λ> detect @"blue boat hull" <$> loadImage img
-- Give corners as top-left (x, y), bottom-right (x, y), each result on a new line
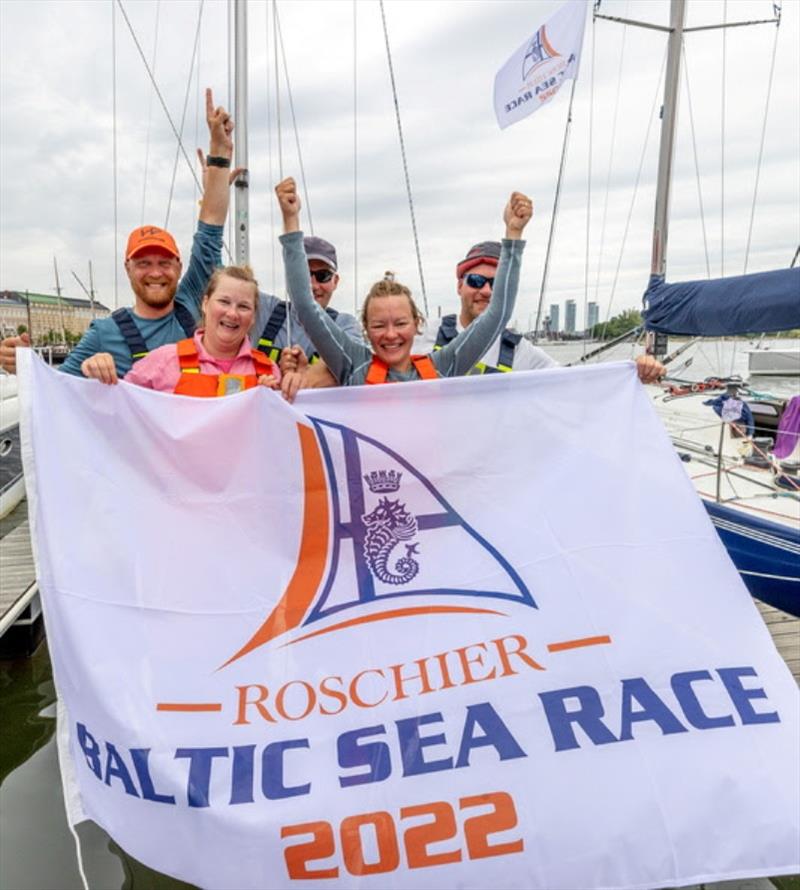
top-left (704, 499), bottom-right (800, 617)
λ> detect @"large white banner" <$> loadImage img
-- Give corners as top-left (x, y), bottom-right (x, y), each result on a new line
top-left (494, 0), bottom-right (587, 129)
top-left (18, 353), bottom-right (800, 889)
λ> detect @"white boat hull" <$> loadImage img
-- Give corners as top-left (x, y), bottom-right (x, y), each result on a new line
top-left (0, 375), bottom-right (24, 520)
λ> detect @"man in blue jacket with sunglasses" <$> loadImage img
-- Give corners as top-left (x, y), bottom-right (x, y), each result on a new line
top-left (417, 241), bottom-right (555, 373)
top-left (417, 240), bottom-right (664, 382)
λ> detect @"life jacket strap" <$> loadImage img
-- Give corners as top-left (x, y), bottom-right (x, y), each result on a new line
top-left (365, 354), bottom-right (438, 384)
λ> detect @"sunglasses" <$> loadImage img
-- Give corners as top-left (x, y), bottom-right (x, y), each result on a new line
top-left (310, 268), bottom-right (335, 284)
top-left (464, 272), bottom-right (494, 290)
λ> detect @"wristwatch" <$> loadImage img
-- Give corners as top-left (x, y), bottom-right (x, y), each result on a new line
top-left (206, 155), bottom-right (231, 168)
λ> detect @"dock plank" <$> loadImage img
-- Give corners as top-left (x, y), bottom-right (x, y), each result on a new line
top-left (0, 518), bottom-right (36, 619)
top-left (756, 600), bottom-right (800, 684)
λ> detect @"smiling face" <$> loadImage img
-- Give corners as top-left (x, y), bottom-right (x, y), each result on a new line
top-left (125, 250), bottom-right (182, 316)
top-left (200, 275), bottom-right (257, 358)
top-left (309, 259), bottom-right (339, 308)
top-left (457, 261), bottom-right (497, 326)
top-left (364, 294), bottom-right (418, 372)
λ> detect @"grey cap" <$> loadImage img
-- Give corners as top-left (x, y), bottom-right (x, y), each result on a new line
top-left (304, 236), bottom-right (337, 271)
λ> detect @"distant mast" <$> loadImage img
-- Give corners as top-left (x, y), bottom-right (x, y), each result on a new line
top-left (233, 0), bottom-right (250, 265)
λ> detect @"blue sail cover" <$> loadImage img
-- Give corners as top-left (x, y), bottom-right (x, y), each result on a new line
top-left (642, 268), bottom-right (800, 335)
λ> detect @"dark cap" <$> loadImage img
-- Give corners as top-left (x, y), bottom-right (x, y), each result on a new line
top-left (304, 236), bottom-right (337, 272)
top-left (456, 240), bottom-right (501, 278)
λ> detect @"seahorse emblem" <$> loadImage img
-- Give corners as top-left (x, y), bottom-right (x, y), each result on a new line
top-left (362, 497), bottom-right (420, 585)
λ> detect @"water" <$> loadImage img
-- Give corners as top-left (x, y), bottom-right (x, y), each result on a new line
top-left (1, 338), bottom-right (797, 889)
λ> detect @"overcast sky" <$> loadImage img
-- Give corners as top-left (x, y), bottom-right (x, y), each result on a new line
top-left (1, 0), bottom-right (798, 329)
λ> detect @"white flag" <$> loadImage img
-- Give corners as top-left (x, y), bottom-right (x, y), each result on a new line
top-left (494, 0), bottom-right (587, 129)
top-left (18, 354), bottom-right (800, 889)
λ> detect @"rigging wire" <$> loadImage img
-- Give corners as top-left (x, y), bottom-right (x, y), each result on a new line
top-left (605, 47), bottom-right (668, 318)
top-left (112, 0), bottom-right (119, 308)
top-left (226, 0), bottom-right (233, 259)
top-left (274, 2), bottom-right (314, 234)
top-left (743, 2), bottom-right (782, 274)
top-left (584, 7), bottom-right (597, 343)
top-left (379, 0), bottom-right (428, 314)
top-left (140, 0), bottom-right (161, 225)
top-left (193, 15), bottom-right (201, 221)
top-left (265, 2), bottom-right (276, 292)
top-left (116, 0), bottom-right (204, 196)
top-left (273, 1), bottom-right (283, 180)
top-left (681, 42), bottom-right (711, 279)
top-left (720, 0), bottom-right (727, 278)
top-left (165, 1), bottom-right (204, 230)
top-left (353, 0), bottom-right (358, 314)
top-left (595, 7), bottom-right (629, 335)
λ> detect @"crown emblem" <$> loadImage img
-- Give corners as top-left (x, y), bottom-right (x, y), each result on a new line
top-left (364, 469), bottom-right (402, 493)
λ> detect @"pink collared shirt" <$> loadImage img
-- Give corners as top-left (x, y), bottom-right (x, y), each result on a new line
top-left (124, 331), bottom-right (279, 393)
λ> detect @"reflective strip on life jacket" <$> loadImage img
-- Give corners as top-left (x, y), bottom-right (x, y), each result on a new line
top-left (365, 354), bottom-right (438, 384)
top-left (112, 304), bottom-right (196, 364)
top-left (259, 301), bottom-right (342, 364)
top-left (173, 338), bottom-right (275, 397)
top-left (433, 314), bottom-right (520, 374)
top-left (256, 301), bottom-right (288, 362)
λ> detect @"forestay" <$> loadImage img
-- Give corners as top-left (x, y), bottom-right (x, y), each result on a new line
top-left (18, 353), bottom-right (800, 890)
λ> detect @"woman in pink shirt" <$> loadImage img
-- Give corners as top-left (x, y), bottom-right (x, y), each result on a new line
top-left (125, 266), bottom-right (281, 397)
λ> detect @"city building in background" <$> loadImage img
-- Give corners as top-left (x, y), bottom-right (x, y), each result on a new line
top-left (565, 299), bottom-right (576, 334)
top-left (549, 303), bottom-right (560, 334)
top-left (587, 301), bottom-right (599, 330)
top-left (0, 290), bottom-right (109, 343)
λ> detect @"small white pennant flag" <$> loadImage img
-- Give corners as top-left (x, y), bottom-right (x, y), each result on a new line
top-left (494, 0), bottom-right (588, 130)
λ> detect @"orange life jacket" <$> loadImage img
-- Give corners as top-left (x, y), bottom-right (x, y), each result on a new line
top-left (365, 354), bottom-right (438, 385)
top-left (173, 338), bottom-right (276, 398)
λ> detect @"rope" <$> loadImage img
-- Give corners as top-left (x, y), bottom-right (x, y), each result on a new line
top-left (353, 0), bottom-right (359, 314)
top-left (594, 4), bottom-right (628, 335)
top-left (274, 3), bottom-right (313, 234)
top-left (743, 3), bottom-right (781, 274)
top-left (112, 0), bottom-right (118, 309)
top-left (682, 42), bottom-right (711, 278)
top-left (140, 0), bottom-right (161, 225)
top-left (379, 0), bottom-right (428, 314)
top-left (605, 47), bottom-right (667, 321)
top-left (68, 820), bottom-right (90, 890)
top-left (165, 1), bottom-right (204, 230)
top-left (116, 0), bottom-right (203, 196)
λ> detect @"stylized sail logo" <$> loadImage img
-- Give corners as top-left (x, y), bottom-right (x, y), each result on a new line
top-left (222, 419), bottom-right (535, 667)
top-left (522, 26), bottom-right (560, 80)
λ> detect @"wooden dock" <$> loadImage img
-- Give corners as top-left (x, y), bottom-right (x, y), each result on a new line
top-left (757, 599), bottom-right (800, 683)
top-left (0, 500), bottom-right (40, 655)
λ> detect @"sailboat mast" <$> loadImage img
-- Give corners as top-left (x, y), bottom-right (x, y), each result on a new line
top-left (651, 0), bottom-right (686, 277)
top-left (233, 0), bottom-right (250, 265)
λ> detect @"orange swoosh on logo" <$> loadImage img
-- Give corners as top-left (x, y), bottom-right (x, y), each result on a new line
top-left (540, 26), bottom-right (560, 60)
top-left (282, 604), bottom-right (507, 647)
top-left (219, 423), bottom-right (330, 669)
top-left (156, 702), bottom-right (222, 712)
top-left (547, 635), bottom-right (611, 653)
